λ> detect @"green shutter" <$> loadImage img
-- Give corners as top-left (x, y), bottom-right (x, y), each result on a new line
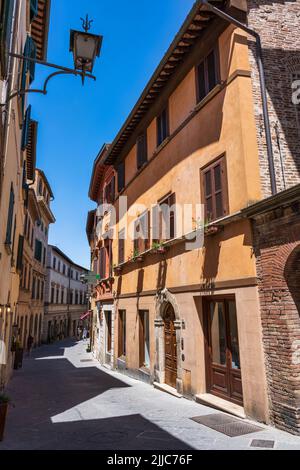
top-left (0, 0), bottom-right (14, 78)
top-left (30, 0), bottom-right (39, 22)
top-left (5, 184), bottom-right (15, 245)
top-left (21, 105), bottom-right (31, 150)
top-left (23, 35), bottom-right (36, 84)
top-left (16, 235), bottom-right (24, 272)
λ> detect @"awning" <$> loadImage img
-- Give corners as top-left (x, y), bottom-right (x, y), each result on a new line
top-left (80, 311), bottom-right (92, 321)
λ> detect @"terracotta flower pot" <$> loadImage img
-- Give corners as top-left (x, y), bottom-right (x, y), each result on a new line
top-left (0, 402), bottom-right (9, 442)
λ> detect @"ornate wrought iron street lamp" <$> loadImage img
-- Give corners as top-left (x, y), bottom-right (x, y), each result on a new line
top-left (0, 15), bottom-right (103, 106)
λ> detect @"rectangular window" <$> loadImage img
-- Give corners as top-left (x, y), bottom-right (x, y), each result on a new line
top-left (0, 0), bottom-right (14, 79)
top-left (51, 286), bottom-right (54, 303)
top-left (99, 246), bottom-right (106, 279)
top-left (137, 131), bottom-right (148, 169)
top-left (37, 279), bottom-right (40, 300)
top-left (104, 176), bottom-right (115, 204)
top-left (118, 229), bottom-right (125, 265)
top-left (106, 312), bottom-right (112, 353)
top-left (75, 291), bottom-right (78, 305)
top-left (5, 184), bottom-right (15, 245)
top-left (139, 310), bottom-right (150, 368)
top-left (201, 156), bottom-right (228, 222)
top-left (34, 239), bottom-right (42, 262)
top-left (58, 260), bottom-right (61, 272)
top-left (153, 193), bottom-right (176, 243)
top-left (117, 161), bottom-right (125, 193)
top-left (61, 289), bottom-right (64, 304)
top-left (53, 257), bottom-right (56, 270)
top-left (32, 277), bottom-right (36, 299)
top-left (196, 48), bottom-right (219, 103)
top-left (134, 211), bottom-right (150, 254)
top-left (157, 106), bottom-right (169, 147)
top-left (16, 235), bottom-right (24, 272)
top-left (56, 288), bottom-right (59, 304)
top-left (118, 310), bottom-right (126, 358)
top-left (41, 282), bottom-right (44, 301)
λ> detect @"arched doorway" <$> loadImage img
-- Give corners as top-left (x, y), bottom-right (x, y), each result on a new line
top-left (154, 289), bottom-right (183, 394)
top-left (164, 304), bottom-right (177, 388)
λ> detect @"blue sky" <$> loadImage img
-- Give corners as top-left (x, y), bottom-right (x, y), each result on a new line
top-left (30, 0), bottom-right (195, 269)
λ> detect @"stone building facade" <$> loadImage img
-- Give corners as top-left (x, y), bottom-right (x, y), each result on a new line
top-left (0, 0), bottom-right (51, 385)
top-left (43, 245), bottom-right (89, 343)
top-left (17, 169), bottom-right (55, 350)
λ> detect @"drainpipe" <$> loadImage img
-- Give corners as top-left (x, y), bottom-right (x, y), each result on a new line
top-left (200, 1), bottom-right (277, 195)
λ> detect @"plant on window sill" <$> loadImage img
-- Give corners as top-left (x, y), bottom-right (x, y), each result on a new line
top-left (151, 241), bottom-right (167, 254)
top-left (131, 249), bottom-right (144, 263)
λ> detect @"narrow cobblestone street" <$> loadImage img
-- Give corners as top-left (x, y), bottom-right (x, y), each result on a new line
top-left (0, 340), bottom-right (299, 450)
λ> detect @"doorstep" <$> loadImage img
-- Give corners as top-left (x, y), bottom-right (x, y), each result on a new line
top-left (154, 382), bottom-right (182, 398)
top-left (195, 393), bottom-right (246, 419)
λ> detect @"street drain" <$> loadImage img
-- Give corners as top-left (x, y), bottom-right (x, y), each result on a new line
top-left (191, 413), bottom-right (263, 437)
top-left (80, 359), bottom-right (93, 362)
top-left (251, 439), bottom-right (275, 449)
top-left (137, 430), bottom-right (176, 441)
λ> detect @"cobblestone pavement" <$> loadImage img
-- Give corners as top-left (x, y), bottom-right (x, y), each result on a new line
top-left (0, 340), bottom-right (299, 450)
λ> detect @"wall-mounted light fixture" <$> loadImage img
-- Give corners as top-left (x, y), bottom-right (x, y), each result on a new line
top-left (0, 15), bottom-right (103, 107)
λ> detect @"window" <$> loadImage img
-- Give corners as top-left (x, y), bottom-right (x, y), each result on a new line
top-left (139, 311), bottom-right (150, 368)
top-left (70, 270), bottom-right (73, 279)
top-left (117, 162), bottom-right (125, 193)
top-left (196, 48), bottom-right (219, 103)
top-left (41, 282), bottom-right (44, 301)
top-left (152, 193), bottom-right (176, 243)
top-left (43, 247), bottom-right (46, 266)
top-left (32, 277), bottom-right (36, 300)
top-left (106, 312), bottom-right (112, 353)
top-left (61, 289), bottom-right (64, 304)
top-left (201, 156), bottom-right (228, 222)
top-left (58, 260), bottom-right (61, 272)
top-left (99, 247), bottom-right (106, 280)
top-left (134, 211), bottom-right (150, 254)
top-left (53, 257), bottom-right (56, 270)
top-left (118, 229), bottom-right (125, 265)
top-left (16, 235), bottom-right (24, 272)
top-left (75, 291), bottom-right (78, 305)
top-left (137, 131), bottom-right (147, 169)
top-left (37, 279), bottom-right (40, 300)
top-left (51, 286), bottom-right (54, 303)
top-left (69, 290), bottom-right (73, 305)
top-left (56, 288), bottom-right (59, 304)
top-left (63, 264), bottom-right (66, 275)
top-left (76, 272), bottom-right (78, 281)
top-left (34, 239), bottom-right (42, 262)
top-left (5, 184), bottom-right (15, 246)
top-left (30, 0), bottom-right (39, 22)
top-left (104, 176), bottom-right (115, 204)
top-left (157, 106), bottom-right (169, 147)
top-left (118, 310), bottom-right (126, 358)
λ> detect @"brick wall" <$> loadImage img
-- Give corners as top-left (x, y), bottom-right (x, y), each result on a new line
top-left (253, 202), bottom-right (300, 434)
top-left (247, 1), bottom-right (300, 197)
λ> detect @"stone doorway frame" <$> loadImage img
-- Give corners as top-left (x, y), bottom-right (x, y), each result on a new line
top-left (154, 288), bottom-right (183, 394)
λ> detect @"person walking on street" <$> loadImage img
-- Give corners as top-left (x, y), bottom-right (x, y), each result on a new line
top-left (82, 328), bottom-right (87, 341)
top-left (27, 334), bottom-right (34, 356)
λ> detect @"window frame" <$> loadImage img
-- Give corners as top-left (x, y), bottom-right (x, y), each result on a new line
top-left (195, 47), bottom-right (220, 104)
top-left (157, 105), bottom-right (169, 147)
top-left (200, 154), bottom-right (229, 223)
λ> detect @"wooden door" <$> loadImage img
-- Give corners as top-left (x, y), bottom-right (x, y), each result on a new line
top-left (164, 305), bottom-right (177, 388)
top-left (204, 298), bottom-right (243, 406)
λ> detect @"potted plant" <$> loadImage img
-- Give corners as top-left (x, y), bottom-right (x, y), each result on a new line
top-left (0, 393), bottom-right (10, 442)
top-left (151, 241), bottom-right (167, 254)
top-left (131, 249), bottom-right (144, 263)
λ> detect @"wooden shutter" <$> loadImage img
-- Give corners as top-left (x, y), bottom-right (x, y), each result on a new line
top-left (197, 61), bottom-right (206, 103)
top-left (21, 105), bottom-right (32, 150)
top-left (5, 184), bottom-right (15, 244)
top-left (118, 229), bottom-right (125, 264)
top-left (137, 132), bottom-right (147, 169)
top-left (16, 235), bottom-right (24, 272)
top-left (201, 156), bottom-right (228, 222)
top-left (207, 49), bottom-right (217, 92)
top-left (168, 193), bottom-right (176, 239)
top-left (28, 36), bottom-right (36, 83)
top-left (117, 162), bottom-right (125, 193)
top-left (0, 0), bottom-right (14, 79)
top-left (152, 205), bottom-right (160, 243)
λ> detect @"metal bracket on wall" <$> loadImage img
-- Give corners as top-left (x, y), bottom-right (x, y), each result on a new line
top-left (0, 53), bottom-right (96, 108)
